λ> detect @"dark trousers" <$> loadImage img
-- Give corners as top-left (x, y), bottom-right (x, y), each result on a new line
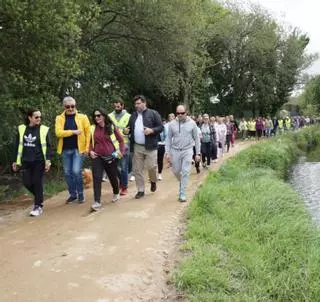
top-left (226, 134), bottom-right (232, 152)
top-left (201, 142), bottom-right (211, 165)
top-left (92, 157), bottom-right (119, 202)
top-left (193, 147), bottom-right (200, 170)
top-left (211, 142), bottom-right (217, 160)
top-left (157, 144), bottom-right (165, 174)
top-left (22, 161), bottom-right (45, 207)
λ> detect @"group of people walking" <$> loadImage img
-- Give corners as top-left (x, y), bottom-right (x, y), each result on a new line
top-left (13, 95), bottom-right (181, 216)
top-left (19, 94), bottom-right (302, 217)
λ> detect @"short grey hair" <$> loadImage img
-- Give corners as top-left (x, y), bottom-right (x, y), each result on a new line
top-left (63, 96), bottom-right (76, 105)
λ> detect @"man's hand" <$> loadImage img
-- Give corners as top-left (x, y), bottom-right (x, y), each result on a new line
top-left (45, 160), bottom-right (51, 172)
top-left (123, 128), bottom-right (130, 135)
top-left (73, 130), bottom-right (82, 135)
top-left (144, 128), bottom-right (154, 136)
top-left (90, 151), bottom-right (98, 159)
top-left (195, 155), bottom-right (201, 162)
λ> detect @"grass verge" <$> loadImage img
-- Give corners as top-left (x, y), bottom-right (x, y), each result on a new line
top-left (173, 126), bottom-right (320, 301)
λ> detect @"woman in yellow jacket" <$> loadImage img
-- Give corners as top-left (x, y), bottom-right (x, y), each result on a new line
top-left (55, 97), bottom-right (90, 203)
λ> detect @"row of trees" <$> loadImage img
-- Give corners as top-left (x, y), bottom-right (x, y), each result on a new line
top-left (0, 0), bottom-right (315, 167)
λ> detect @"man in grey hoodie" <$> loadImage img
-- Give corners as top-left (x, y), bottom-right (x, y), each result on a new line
top-left (166, 105), bottom-right (201, 202)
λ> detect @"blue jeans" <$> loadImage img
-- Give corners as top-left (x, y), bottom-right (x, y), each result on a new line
top-left (62, 149), bottom-right (84, 198)
top-left (118, 144), bottom-right (130, 188)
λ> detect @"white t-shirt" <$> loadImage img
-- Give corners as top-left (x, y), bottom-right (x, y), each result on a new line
top-left (134, 112), bottom-right (145, 145)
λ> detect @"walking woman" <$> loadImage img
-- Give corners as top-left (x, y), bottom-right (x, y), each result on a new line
top-left (225, 116), bottom-right (233, 152)
top-left (12, 109), bottom-right (52, 216)
top-left (200, 114), bottom-right (216, 168)
top-left (216, 117), bottom-right (227, 158)
top-left (89, 108), bottom-right (125, 211)
top-left (256, 117), bottom-right (264, 140)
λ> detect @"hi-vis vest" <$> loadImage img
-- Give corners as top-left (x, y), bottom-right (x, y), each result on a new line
top-left (278, 120), bottom-right (284, 128)
top-left (90, 125), bottom-right (121, 156)
top-left (108, 111), bottom-right (131, 143)
top-left (16, 124), bottom-right (49, 165)
top-left (285, 118), bottom-right (291, 129)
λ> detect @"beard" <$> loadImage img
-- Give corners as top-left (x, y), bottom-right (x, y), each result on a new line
top-left (115, 109), bottom-right (122, 114)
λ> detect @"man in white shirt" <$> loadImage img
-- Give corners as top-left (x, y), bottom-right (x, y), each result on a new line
top-left (125, 95), bottom-right (163, 199)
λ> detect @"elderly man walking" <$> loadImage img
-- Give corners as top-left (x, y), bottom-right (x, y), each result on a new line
top-left (166, 105), bottom-right (200, 202)
top-left (55, 96), bottom-right (90, 203)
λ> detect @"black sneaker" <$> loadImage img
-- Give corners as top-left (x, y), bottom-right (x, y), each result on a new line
top-left (66, 196), bottom-right (77, 204)
top-left (150, 182), bottom-right (157, 192)
top-left (135, 192), bottom-right (145, 199)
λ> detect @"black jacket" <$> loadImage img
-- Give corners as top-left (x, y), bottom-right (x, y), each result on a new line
top-left (129, 108), bottom-right (163, 151)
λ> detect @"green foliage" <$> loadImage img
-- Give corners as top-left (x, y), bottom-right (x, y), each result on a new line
top-left (299, 75), bottom-right (320, 116)
top-left (0, 0), bottom-right (314, 167)
top-left (173, 126), bottom-right (320, 301)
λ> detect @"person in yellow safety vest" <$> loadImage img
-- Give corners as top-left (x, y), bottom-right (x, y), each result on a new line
top-left (278, 118), bottom-right (284, 134)
top-left (55, 96), bottom-right (90, 204)
top-left (285, 116), bottom-right (291, 132)
top-left (89, 108), bottom-right (125, 211)
top-left (12, 109), bottom-right (52, 217)
top-left (248, 118), bottom-right (256, 139)
top-left (108, 98), bottom-right (131, 196)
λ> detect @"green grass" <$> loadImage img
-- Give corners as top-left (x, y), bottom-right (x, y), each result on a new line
top-left (173, 126), bottom-right (320, 301)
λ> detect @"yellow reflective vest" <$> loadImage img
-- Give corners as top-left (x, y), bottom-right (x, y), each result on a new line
top-left (16, 124), bottom-right (49, 165)
top-left (278, 120), bottom-right (283, 129)
top-left (285, 118), bottom-right (291, 129)
top-left (108, 111), bottom-right (131, 143)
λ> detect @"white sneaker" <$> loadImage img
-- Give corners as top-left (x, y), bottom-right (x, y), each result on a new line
top-left (112, 194), bottom-right (120, 203)
top-left (129, 175), bottom-right (135, 182)
top-left (158, 174), bottom-right (163, 181)
top-left (91, 202), bottom-right (101, 211)
top-left (30, 205), bottom-right (43, 217)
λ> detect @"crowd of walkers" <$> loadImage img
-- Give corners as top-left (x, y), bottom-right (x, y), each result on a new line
top-left (12, 95), bottom-right (315, 216)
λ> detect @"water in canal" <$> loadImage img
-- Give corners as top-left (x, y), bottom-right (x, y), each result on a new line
top-left (289, 151), bottom-right (320, 223)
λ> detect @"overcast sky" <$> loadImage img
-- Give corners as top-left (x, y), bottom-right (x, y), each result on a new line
top-left (248, 0), bottom-right (320, 75)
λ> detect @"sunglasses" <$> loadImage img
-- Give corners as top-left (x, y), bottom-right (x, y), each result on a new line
top-left (34, 116), bottom-right (41, 119)
top-left (65, 105), bottom-right (75, 109)
top-left (94, 114), bottom-right (102, 118)
top-left (176, 112), bottom-right (186, 115)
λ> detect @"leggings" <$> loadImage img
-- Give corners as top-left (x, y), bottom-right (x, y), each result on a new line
top-left (21, 161), bottom-right (45, 207)
top-left (157, 144), bottom-right (165, 174)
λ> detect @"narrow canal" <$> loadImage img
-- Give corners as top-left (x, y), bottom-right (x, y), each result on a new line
top-left (289, 154), bottom-right (320, 223)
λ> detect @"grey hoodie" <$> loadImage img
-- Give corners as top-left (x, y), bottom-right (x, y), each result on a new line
top-left (166, 117), bottom-right (200, 154)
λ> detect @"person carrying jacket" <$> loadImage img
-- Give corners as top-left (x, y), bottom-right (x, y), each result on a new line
top-left (12, 109), bottom-right (52, 217)
top-left (124, 95), bottom-right (163, 199)
top-left (55, 96), bottom-right (90, 204)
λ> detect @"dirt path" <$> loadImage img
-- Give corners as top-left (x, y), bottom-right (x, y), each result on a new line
top-left (0, 142), bottom-right (252, 302)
